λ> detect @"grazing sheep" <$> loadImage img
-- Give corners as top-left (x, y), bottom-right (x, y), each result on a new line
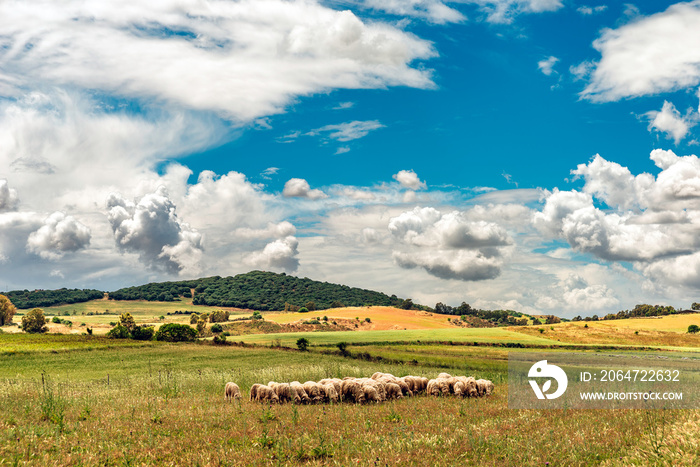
top-left (224, 382), bottom-right (241, 402)
top-left (476, 379), bottom-right (494, 396)
top-left (250, 383), bottom-right (262, 401)
top-left (303, 381), bottom-right (323, 403)
top-left (426, 379), bottom-right (441, 397)
top-left (395, 379), bottom-right (413, 397)
top-left (363, 384), bottom-right (381, 403)
top-left (341, 380), bottom-right (365, 403)
top-left (385, 382), bottom-right (403, 400)
top-left (437, 378), bottom-right (450, 395)
top-left (437, 372), bottom-right (452, 379)
top-left (273, 383), bottom-right (298, 404)
top-left (418, 377), bottom-right (429, 393)
top-left (453, 381), bottom-right (466, 397)
top-left (461, 377), bottom-right (478, 398)
top-left (290, 381), bottom-right (311, 404)
top-left (256, 385), bottom-right (280, 404)
top-left (322, 383), bottom-right (339, 403)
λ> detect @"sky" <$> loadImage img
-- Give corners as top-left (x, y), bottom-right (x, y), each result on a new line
top-left (2, 0), bottom-right (700, 317)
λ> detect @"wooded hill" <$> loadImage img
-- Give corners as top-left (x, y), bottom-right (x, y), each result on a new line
top-left (109, 271), bottom-right (405, 311)
top-left (4, 288), bottom-right (104, 309)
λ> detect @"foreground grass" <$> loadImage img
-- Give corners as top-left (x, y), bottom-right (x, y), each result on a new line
top-left (1, 334), bottom-right (698, 466)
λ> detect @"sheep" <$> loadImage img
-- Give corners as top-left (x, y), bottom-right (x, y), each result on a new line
top-left (303, 381), bottom-right (324, 403)
top-left (453, 381), bottom-right (466, 397)
top-left (255, 385), bottom-right (280, 404)
top-left (437, 372), bottom-right (452, 379)
top-left (476, 379), bottom-right (494, 396)
top-left (273, 383), bottom-right (299, 404)
top-left (385, 382), bottom-right (403, 400)
top-left (460, 376), bottom-right (478, 398)
top-left (418, 377), bottom-right (429, 393)
top-left (341, 380), bottom-right (365, 403)
top-left (362, 384), bottom-right (381, 403)
top-left (322, 383), bottom-right (339, 403)
top-left (224, 382), bottom-right (241, 402)
top-left (250, 383), bottom-right (262, 401)
top-left (395, 379), bottom-right (413, 397)
top-left (290, 381), bottom-right (311, 404)
top-left (426, 379), bottom-right (441, 397)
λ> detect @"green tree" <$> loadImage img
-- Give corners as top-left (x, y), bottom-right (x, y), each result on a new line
top-left (305, 301), bottom-right (317, 311)
top-left (0, 294), bottom-right (17, 326)
top-left (190, 313), bottom-right (199, 324)
top-left (688, 324), bottom-right (700, 334)
top-left (196, 318), bottom-right (207, 334)
top-left (296, 337), bottom-right (309, 351)
top-left (21, 308), bottom-right (48, 333)
top-left (692, 303), bottom-right (700, 311)
top-left (210, 323), bottom-right (223, 333)
top-left (154, 323), bottom-right (197, 342)
top-left (298, 307), bottom-right (309, 313)
top-left (131, 325), bottom-right (155, 340)
top-left (119, 313), bottom-right (136, 331)
top-left (106, 324), bottom-right (130, 339)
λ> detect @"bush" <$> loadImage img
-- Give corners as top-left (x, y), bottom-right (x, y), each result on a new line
top-left (251, 311), bottom-right (263, 320)
top-left (688, 324), bottom-right (700, 334)
top-left (298, 307), bottom-right (309, 313)
top-left (21, 308), bottom-right (48, 333)
top-left (364, 317), bottom-right (371, 323)
top-left (52, 316), bottom-right (62, 324)
top-left (155, 323), bottom-right (197, 342)
top-left (190, 314), bottom-right (199, 324)
top-left (211, 323), bottom-right (223, 333)
top-left (131, 325), bottom-right (155, 340)
top-left (209, 310), bottom-right (229, 323)
top-left (0, 294), bottom-right (17, 326)
top-left (213, 334), bottom-right (227, 345)
top-left (296, 337), bottom-right (309, 351)
top-left (106, 324), bottom-right (131, 339)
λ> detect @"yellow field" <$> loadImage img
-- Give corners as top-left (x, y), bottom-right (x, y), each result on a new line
top-left (511, 313), bottom-right (700, 348)
top-left (7, 299), bottom-right (251, 335)
top-left (264, 306), bottom-right (455, 330)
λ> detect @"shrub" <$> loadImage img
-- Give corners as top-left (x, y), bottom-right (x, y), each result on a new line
top-left (21, 308), bottom-right (48, 333)
top-left (689, 324), bottom-right (700, 334)
top-left (106, 324), bottom-right (131, 339)
top-left (296, 337), bottom-right (309, 351)
top-left (52, 316), bottom-right (62, 324)
top-left (190, 314), bottom-right (199, 325)
top-left (211, 323), bottom-right (223, 333)
top-left (337, 342), bottom-right (349, 357)
top-left (251, 311), bottom-right (263, 320)
top-left (213, 334), bottom-right (227, 345)
top-left (131, 325), bottom-right (155, 340)
top-left (209, 310), bottom-right (229, 323)
top-left (298, 307), bottom-right (309, 313)
top-left (0, 294), bottom-right (17, 326)
top-left (119, 313), bottom-right (136, 331)
top-left (155, 323), bottom-right (197, 342)
top-left (364, 317), bottom-right (371, 323)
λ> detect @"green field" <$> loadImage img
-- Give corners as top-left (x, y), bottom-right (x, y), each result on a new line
top-left (0, 330), bottom-right (698, 466)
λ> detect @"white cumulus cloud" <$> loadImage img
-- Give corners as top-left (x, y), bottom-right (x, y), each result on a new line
top-left (537, 56), bottom-right (559, 76)
top-left (282, 178), bottom-right (328, 199)
top-left (643, 101), bottom-right (698, 144)
top-left (244, 236), bottom-right (300, 272)
top-left (106, 187), bottom-right (203, 274)
top-left (26, 212), bottom-right (91, 260)
top-left (583, 1), bottom-right (700, 102)
top-left (393, 170), bottom-right (427, 190)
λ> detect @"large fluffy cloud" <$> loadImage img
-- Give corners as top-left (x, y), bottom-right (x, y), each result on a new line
top-left (106, 187), bottom-right (203, 275)
top-left (388, 207), bottom-right (511, 280)
top-left (283, 178), bottom-right (328, 199)
top-left (26, 212), bottom-right (91, 260)
top-left (582, 1), bottom-right (700, 102)
top-left (535, 149), bottom-right (700, 286)
top-left (244, 236), bottom-right (300, 272)
top-left (0, 0), bottom-right (436, 121)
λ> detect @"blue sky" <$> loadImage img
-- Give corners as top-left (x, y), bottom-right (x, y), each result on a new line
top-left (2, 1), bottom-right (700, 317)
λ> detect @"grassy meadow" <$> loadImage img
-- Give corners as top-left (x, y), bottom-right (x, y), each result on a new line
top-left (1, 302), bottom-right (699, 465)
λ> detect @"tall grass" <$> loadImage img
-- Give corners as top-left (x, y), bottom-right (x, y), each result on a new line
top-left (0, 336), bottom-right (697, 465)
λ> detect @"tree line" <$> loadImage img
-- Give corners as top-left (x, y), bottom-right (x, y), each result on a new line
top-left (2, 288), bottom-right (104, 309)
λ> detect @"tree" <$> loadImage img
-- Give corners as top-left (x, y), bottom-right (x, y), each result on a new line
top-left (298, 307), bottom-right (309, 313)
top-left (131, 325), bottom-right (155, 340)
top-left (689, 325), bottom-right (700, 334)
top-left (0, 294), bottom-right (17, 326)
top-left (692, 303), bottom-right (700, 311)
top-left (305, 301), bottom-right (317, 311)
top-left (21, 308), bottom-right (48, 333)
top-left (296, 337), bottom-right (309, 351)
top-left (119, 313), bottom-right (136, 331)
top-left (154, 323), bottom-right (197, 342)
top-left (337, 342), bottom-right (349, 357)
top-left (210, 323), bottom-right (223, 333)
top-left (106, 324), bottom-right (131, 339)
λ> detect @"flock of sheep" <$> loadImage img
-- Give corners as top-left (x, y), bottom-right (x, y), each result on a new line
top-left (224, 372), bottom-right (494, 404)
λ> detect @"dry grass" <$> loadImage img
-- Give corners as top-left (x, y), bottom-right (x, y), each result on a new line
top-left (510, 320), bottom-right (700, 348)
top-left (265, 306), bottom-right (455, 330)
